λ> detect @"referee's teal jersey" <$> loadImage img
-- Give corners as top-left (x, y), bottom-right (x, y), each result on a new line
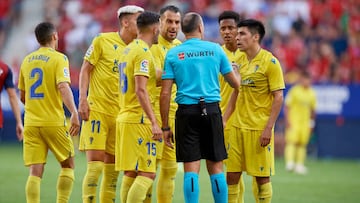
top-left (162, 38), bottom-right (232, 105)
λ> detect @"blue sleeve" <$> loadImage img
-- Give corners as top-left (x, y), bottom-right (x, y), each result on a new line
top-left (162, 51), bottom-right (175, 80)
top-left (4, 67), bottom-right (15, 89)
top-left (218, 45), bottom-right (232, 75)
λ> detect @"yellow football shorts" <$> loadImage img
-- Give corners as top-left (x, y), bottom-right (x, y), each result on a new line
top-left (115, 121), bottom-right (157, 173)
top-left (23, 126), bottom-right (74, 166)
top-left (156, 115), bottom-right (176, 161)
top-left (285, 124), bottom-right (311, 145)
top-left (79, 110), bottom-right (117, 155)
top-left (227, 128), bottom-right (275, 177)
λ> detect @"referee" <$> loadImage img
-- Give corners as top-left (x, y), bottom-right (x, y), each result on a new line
top-left (160, 12), bottom-right (240, 203)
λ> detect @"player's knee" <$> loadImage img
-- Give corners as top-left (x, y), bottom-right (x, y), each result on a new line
top-left (138, 171), bottom-right (156, 180)
top-left (60, 157), bottom-right (75, 169)
top-left (29, 164), bottom-right (45, 178)
top-left (255, 176), bottom-right (270, 185)
top-left (226, 172), bottom-right (241, 185)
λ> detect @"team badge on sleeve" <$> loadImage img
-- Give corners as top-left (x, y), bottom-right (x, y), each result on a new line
top-left (85, 44), bottom-right (94, 57)
top-left (64, 68), bottom-right (70, 77)
top-left (140, 60), bottom-right (149, 73)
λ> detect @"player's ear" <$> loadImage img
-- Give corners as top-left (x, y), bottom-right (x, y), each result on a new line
top-left (53, 32), bottom-right (58, 41)
top-left (253, 33), bottom-right (260, 43)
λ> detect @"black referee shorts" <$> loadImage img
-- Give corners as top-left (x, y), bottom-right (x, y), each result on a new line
top-left (175, 102), bottom-right (227, 162)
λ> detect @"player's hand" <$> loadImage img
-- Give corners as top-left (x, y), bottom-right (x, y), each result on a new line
top-left (78, 98), bottom-right (90, 121)
top-left (260, 127), bottom-right (272, 147)
top-left (69, 111), bottom-right (80, 136)
top-left (164, 130), bottom-right (174, 149)
top-left (16, 122), bottom-right (23, 141)
top-left (151, 123), bottom-right (163, 141)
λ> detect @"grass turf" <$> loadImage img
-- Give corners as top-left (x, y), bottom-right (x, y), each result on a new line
top-left (0, 142), bottom-right (359, 203)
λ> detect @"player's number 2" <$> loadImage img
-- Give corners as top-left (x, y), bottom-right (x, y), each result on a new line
top-left (30, 68), bottom-right (44, 99)
top-left (119, 62), bottom-right (128, 93)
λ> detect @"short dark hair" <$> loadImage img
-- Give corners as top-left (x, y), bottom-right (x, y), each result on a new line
top-left (218, 11), bottom-right (240, 24)
top-left (237, 19), bottom-right (266, 43)
top-left (181, 13), bottom-right (201, 34)
top-left (160, 5), bottom-right (180, 16)
top-left (35, 22), bottom-right (56, 46)
top-left (137, 11), bottom-right (160, 31)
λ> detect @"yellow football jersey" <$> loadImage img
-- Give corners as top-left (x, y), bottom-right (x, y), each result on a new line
top-left (18, 47), bottom-right (71, 126)
top-left (117, 39), bottom-right (157, 124)
top-left (285, 85), bottom-right (316, 125)
top-left (233, 49), bottom-right (285, 130)
top-left (219, 45), bottom-right (244, 114)
top-left (84, 32), bottom-right (127, 115)
top-left (150, 35), bottom-right (181, 119)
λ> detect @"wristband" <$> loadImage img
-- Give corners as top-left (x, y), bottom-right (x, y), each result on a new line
top-left (161, 127), bottom-right (171, 131)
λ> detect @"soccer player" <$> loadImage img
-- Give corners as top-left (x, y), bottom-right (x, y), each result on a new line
top-left (160, 12), bottom-right (240, 203)
top-left (78, 5), bottom-right (143, 203)
top-left (284, 71), bottom-right (316, 174)
top-left (226, 19), bottom-right (285, 203)
top-left (18, 22), bottom-right (80, 203)
top-left (217, 11), bottom-right (246, 203)
top-left (150, 5), bottom-right (181, 203)
top-left (0, 60), bottom-right (23, 141)
top-left (116, 11), bottom-right (162, 203)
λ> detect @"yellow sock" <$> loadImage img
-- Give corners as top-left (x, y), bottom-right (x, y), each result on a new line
top-left (26, 175), bottom-right (41, 203)
top-left (252, 177), bottom-right (259, 203)
top-left (127, 176), bottom-right (154, 203)
top-left (82, 161), bottom-right (104, 203)
top-left (258, 182), bottom-right (272, 203)
top-left (228, 184), bottom-right (239, 203)
top-left (120, 175), bottom-right (135, 203)
top-left (285, 143), bottom-right (296, 164)
top-left (56, 168), bottom-right (75, 203)
top-left (238, 176), bottom-right (245, 203)
top-left (143, 184), bottom-right (152, 203)
top-left (157, 159), bottom-right (178, 203)
top-left (296, 145), bottom-right (307, 165)
top-left (100, 164), bottom-right (119, 203)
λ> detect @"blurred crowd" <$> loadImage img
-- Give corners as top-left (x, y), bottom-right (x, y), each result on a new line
top-left (3, 0), bottom-right (360, 85)
top-left (0, 0), bottom-right (23, 50)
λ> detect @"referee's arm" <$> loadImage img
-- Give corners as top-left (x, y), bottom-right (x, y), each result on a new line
top-left (160, 79), bottom-right (174, 148)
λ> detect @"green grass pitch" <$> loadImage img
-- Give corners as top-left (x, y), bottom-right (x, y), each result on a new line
top-left (0, 142), bottom-right (359, 203)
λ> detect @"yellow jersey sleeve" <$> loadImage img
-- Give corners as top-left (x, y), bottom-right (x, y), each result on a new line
top-left (56, 55), bottom-right (71, 84)
top-left (266, 57), bottom-right (285, 92)
top-left (84, 34), bottom-right (102, 65)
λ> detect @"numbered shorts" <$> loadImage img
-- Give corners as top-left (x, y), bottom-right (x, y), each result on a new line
top-left (156, 115), bottom-right (176, 161)
top-left (23, 126), bottom-right (74, 166)
top-left (115, 122), bottom-right (157, 173)
top-left (227, 128), bottom-right (275, 177)
top-left (285, 125), bottom-right (311, 145)
top-left (79, 111), bottom-right (117, 155)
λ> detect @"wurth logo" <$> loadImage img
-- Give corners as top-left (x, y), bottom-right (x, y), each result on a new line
top-left (178, 52), bottom-right (185, 60)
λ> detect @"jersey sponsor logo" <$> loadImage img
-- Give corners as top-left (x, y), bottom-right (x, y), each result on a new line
top-left (140, 60), bottom-right (149, 73)
top-left (242, 78), bottom-right (255, 86)
top-left (85, 44), bottom-right (94, 57)
top-left (178, 52), bottom-right (185, 60)
top-left (186, 50), bottom-right (215, 58)
top-left (63, 68), bottom-right (70, 77)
